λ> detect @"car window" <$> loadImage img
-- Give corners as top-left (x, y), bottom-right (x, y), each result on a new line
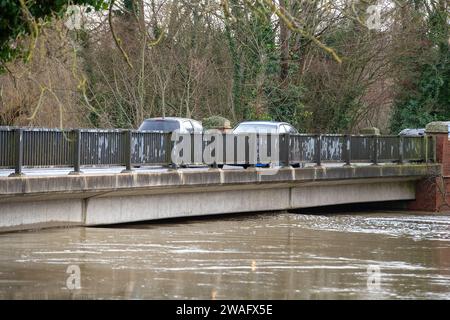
top-left (279, 125), bottom-right (288, 134)
top-left (183, 121), bottom-right (194, 133)
top-left (285, 125), bottom-right (298, 134)
top-left (233, 123), bottom-right (278, 133)
top-left (190, 120), bottom-right (203, 133)
top-left (139, 120), bottom-right (180, 132)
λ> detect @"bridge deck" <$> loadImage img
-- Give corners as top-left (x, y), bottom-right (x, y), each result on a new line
top-left (0, 163), bottom-right (440, 232)
top-left (0, 163), bottom-right (438, 199)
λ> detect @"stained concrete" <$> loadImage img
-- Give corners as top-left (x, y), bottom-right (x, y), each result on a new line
top-left (426, 121), bottom-right (450, 133)
top-left (0, 164), bottom-right (440, 232)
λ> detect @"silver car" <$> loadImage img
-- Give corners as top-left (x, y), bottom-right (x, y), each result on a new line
top-left (399, 128), bottom-right (425, 136)
top-left (232, 121), bottom-right (299, 168)
top-left (138, 117), bottom-right (203, 168)
top-left (138, 117), bottom-right (203, 133)
top-left (233, 121), bottom-right (299, 134)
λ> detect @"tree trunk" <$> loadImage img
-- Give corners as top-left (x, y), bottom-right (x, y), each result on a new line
top-left (279, 0), bottom-right (290, 83)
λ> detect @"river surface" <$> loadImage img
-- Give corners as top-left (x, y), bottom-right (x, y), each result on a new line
top-left (0, 211), bottom-right (450, 299)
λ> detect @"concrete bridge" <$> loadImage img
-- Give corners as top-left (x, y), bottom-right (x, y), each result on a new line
top-left (0, 121), bottom-right (449, 232)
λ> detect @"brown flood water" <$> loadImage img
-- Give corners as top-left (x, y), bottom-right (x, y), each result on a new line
top-left (0, 211), bottom-right (450, 299)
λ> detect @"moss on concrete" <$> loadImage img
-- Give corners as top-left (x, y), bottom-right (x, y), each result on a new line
top-left (425, 121), bottom-right (450, 133)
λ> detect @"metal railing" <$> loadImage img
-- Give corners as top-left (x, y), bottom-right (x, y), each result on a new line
top-left (0, 127), bottom-right (436, 176)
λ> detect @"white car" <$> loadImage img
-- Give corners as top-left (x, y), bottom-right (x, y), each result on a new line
top-left (399, 128), bottom-right (425, 136)
top-left (138, 117), bottom-right (203, 168)
top-left (232, 121), bottom-right (300, 168)
top-left (233, 121), bottom-right (299, 134)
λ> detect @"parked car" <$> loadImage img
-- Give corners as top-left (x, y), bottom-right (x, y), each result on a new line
top-left (138, 117), bottom-right (203, 168)
top-left (138, 117), bottom-right (203, 133)
top-left (232, 121), bottom-right (300, 168)
top-left (233, 121), bottom-right (299, 134)
top-left (399, 128), bottom-right (425, 136)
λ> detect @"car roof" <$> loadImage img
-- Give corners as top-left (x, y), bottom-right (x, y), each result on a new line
top-left (143, 117), bottom-right (201, 123)
top-left (400, 128), bottom-right (425, 131)
top-left (399, 128), bottom-right (425, 135)
top-left (236, 121), bottom-right (290, 126)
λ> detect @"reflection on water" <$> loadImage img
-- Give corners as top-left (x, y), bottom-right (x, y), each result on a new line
top-left (0, 211), bottom-right (450, 299)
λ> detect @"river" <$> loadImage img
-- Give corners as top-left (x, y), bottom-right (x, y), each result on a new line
top-left (0, 211), bottom-right (449, 299)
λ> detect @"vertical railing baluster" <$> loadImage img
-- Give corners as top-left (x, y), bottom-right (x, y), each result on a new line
top-left (280, 133), bottom-right (290, 167)
top-left (121, 129), bottom-right (133, 173)
top-left (190, 133), bottom-right (195, 165)
top-left (398, 136), bottom-right (404, 165)
top-left (245, 135), bottom-right (250, 167)
top-left (221, 133), bottom-right (226, 167)
top-left (372, 135), bottom-right (379, 165)
top-left (9, 128), bottom-right (24, 177)
top-left (164, 132), bottom-right (175, 169)
top-left (344, 134), bottom-right (351, 166)
top-left (69, 129), bottom-right (83, 175)
top-left (421, 135), bottom-right (427, 163)
top-left (315, 134), bottom-right (322, 167)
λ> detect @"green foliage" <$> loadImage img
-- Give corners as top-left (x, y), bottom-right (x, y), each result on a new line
top-left (223, 0), bottom-right (312, 132)
top-left (301, 20), bottom-right (370, 133)
top-left (225, 0), bottom-right (279, 121)
top-left (202, 116), bottom-right (231, 130)
top-left (390, 6), bottom-right (450, 133)
top-left (266, 83), bottom-right (309, 131)
top-left (0, 0), bottom-right (108, 72)
top-left (1, 1), bottom-right (448, 135)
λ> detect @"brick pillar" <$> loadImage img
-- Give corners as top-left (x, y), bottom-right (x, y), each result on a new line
top-left (408, 121), bottom-right (450, 212)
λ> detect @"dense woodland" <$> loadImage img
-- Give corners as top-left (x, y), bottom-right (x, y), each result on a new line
top-left (0, 0), bottom-right (449, 134)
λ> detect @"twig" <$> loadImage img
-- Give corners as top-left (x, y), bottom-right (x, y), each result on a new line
top-left (262, 0), bottom-right (342, 64)
top-left (108, 0), bottom-right (134, 69)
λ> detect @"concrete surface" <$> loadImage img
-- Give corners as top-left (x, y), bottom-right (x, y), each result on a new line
top-left (0, 164), bottom-right (440, 232)
top-left (426, 121), bottom-right (450, 133)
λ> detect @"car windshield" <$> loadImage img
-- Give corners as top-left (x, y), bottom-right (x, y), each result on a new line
top-left (233, 123), bottom-right (278, 133)
top-left (139, 120), bottom-right (180, 132)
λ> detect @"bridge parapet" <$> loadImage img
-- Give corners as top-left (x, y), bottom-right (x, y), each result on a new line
top-left (0, 127), bottom-right (435, 176)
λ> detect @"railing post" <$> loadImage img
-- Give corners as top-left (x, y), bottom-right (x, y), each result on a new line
top-left (280, 133), bottom-right (290, 167)
top-left (69, 129), bottom-right (83, 175)
top-left (398, 136), bottom-right (404, 164)
top-left (190, 133), bottom-right (195, 165)
top-left (222, 133), bottom-right (227, 166)
top-left (163, 132), bottom-right (176, 169)
top-left (344, 134), bottom-right (351, 166)
top-left (9, 128), bottom-right (24, 177)
top-left (121, 129), bottom-right (133, 173)
top-left (421, 135), bottom-right (427, 163)
top-left (315, 134), bottom-right (322, 167)
top-left (372, 135), bottom-right (379, 165)
top-left (245, 134), bottom-right (250, 167)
